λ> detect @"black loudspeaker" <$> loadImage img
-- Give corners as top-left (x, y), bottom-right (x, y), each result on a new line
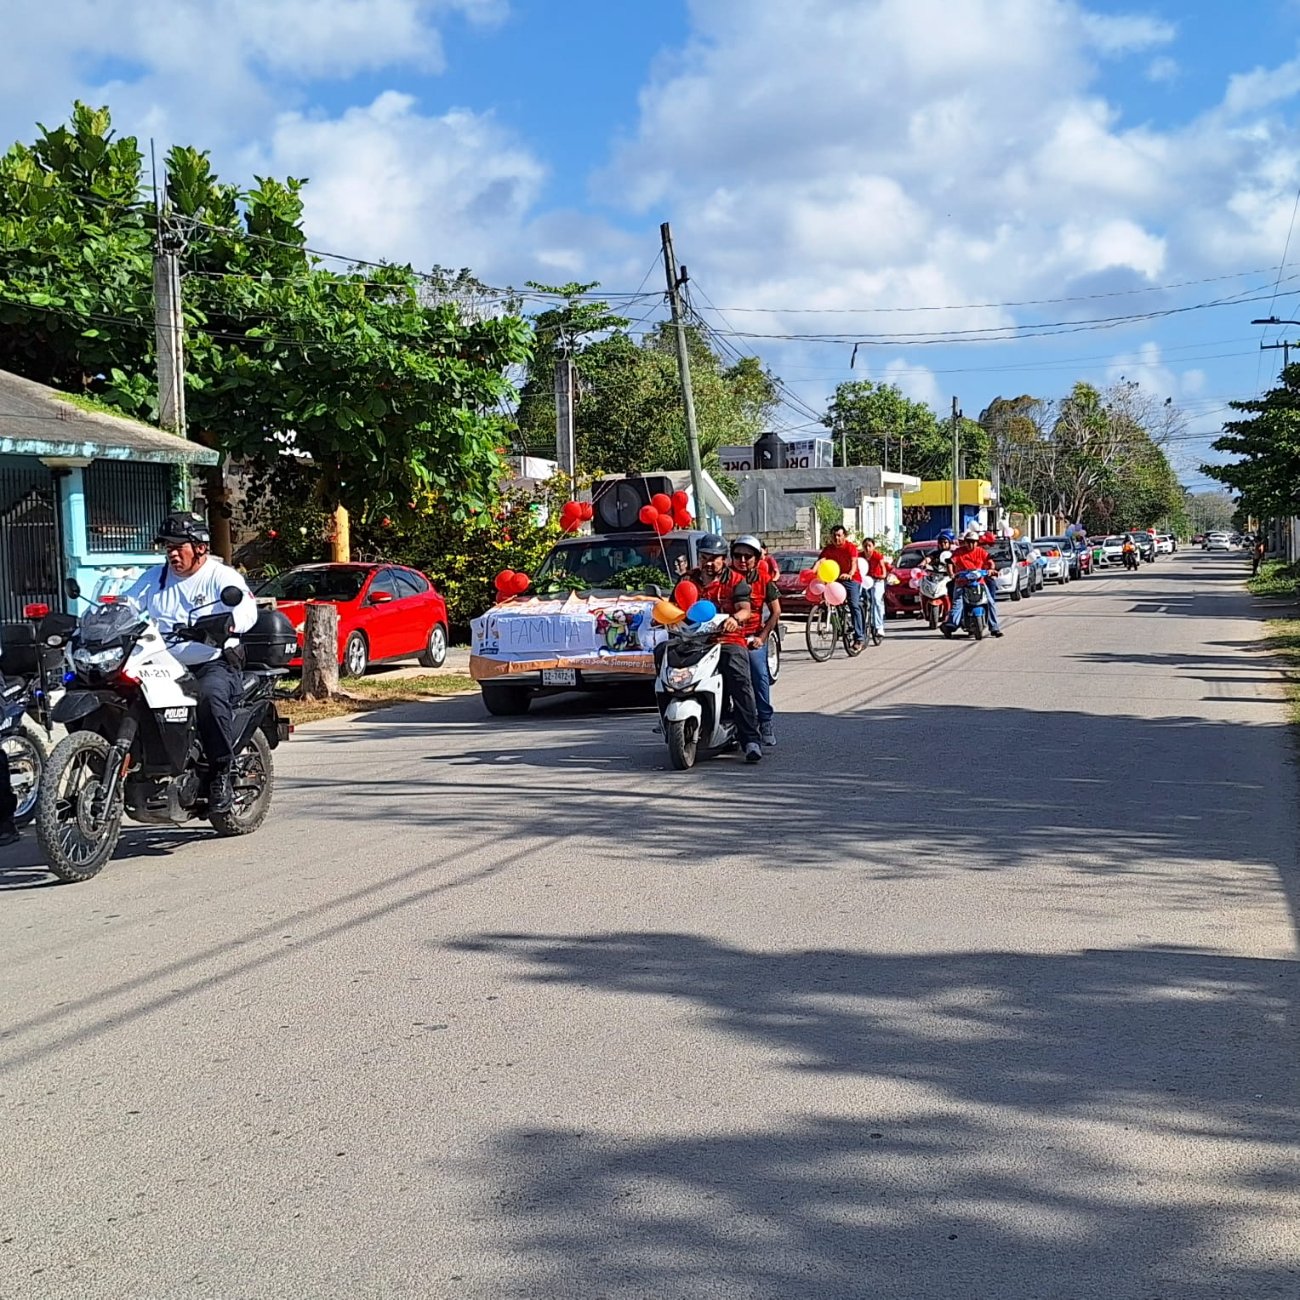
top-left (592, 474), bottom-right (675, 534)
top-left (753, 431), bottom-right (786, 469)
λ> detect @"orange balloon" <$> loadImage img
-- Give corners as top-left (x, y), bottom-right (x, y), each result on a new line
top-left (653, 600), bottom-right (687, 625)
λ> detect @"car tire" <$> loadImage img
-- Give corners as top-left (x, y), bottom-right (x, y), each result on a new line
top-left (418, 622), bottom-right (449, 669)
top-left (481, 683), bottom-right (531, 716)
top-left (1010, 581), bottom-right (1022, 602)
top-left (341, 631), bottom-right (369, 678)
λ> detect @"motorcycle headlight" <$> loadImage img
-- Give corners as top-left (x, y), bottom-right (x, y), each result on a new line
top-left (666, 666), bottom-right (694, 689)
top-left (72, 645), bottom-right (126, 675)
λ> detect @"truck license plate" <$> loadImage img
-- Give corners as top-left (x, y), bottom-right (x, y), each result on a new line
top-left (542, 669), bottom-right (576, 686)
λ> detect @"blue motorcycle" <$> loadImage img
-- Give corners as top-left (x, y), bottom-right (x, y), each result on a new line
top-left (942, 568), bottom-right (992, 642)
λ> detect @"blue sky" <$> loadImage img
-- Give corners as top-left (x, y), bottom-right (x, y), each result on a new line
top-left (6, 0), bottom-right (1300, 491)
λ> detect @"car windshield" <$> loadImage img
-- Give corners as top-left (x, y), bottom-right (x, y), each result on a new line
top-left (896, 549), bottom-right (932, 568)
top-left (776, 553), bottom-right (817, 575)
top-left (1105, 536), bottom-right (1125, 546)
top-left (257, 568), bottom-right (368, 602)
top-left (534, 538), bottom-right (691, 594)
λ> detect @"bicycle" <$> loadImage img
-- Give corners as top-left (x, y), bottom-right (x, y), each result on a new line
top-left (804, 600), bottom-right (865, 661)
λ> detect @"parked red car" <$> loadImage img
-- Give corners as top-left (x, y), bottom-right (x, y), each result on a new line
top-left (255, 563), bottom-right (450, 677)
top-left (772, 550), bottom-right (820, 617)
top-left (885, 540), bottom-right (940, 618)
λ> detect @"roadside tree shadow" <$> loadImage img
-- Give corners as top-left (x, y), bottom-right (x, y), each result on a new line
top-left (445, 933), bottom-right (1300, 1300)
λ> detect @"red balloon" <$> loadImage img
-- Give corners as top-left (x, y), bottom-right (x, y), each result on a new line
top-left (494, 569), bottom-right (515, 593)
top-left (651, 492), bottom-right (672, 513)
top-left (673, 580), bottom-right (699, 609)
top-left (673, 507), bottom-right (693, 528)
top-left (560, 500), bottom-right (581, 521)
top-left (798, 568), bottom-right (816, 584)
top-left (638, 504), bottom-right (658, 526)
top-left (653, 513), bottom-right (673, 535)
top-left (579, 501), bottom-right (593, 520)
top-left (671, 489), bottom-right (689, 510)
top-left (511, 571), bottom-right (531, 594)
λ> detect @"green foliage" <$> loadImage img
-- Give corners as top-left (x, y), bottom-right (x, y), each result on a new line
top-left (0, 102), bottom-right (534, 522)
top-left (1248, 560), bottom-right (1300, 600)
top-left (824, 380), bottom-right (988, 479)
top-left (814, 494), bottom-right (844, 536)
top-left (514, 291), bottom-right (778, 475)
top-left (1205, 365), bottom-right (1300, 521)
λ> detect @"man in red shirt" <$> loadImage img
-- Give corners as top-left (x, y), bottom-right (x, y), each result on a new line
top-left (943, 528), bottom-right (1003, 637)
top-left (818, 525), bottom-right (863, 647)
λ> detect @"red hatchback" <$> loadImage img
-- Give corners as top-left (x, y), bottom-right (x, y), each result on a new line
top-left (772, 550), bottom-right (820, 617)
top-left (255, 563), bottom-right (450, 677)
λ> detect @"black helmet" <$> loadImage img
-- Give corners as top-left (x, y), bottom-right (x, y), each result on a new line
top-left (697, 533), bottom-right (728, 557)
top-left (156, 511), bottom-right (210, 546)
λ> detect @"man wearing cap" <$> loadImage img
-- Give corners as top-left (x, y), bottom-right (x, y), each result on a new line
top-left (730, 535), bottom-right (782, 747)
top-left (944, 528), bottom-right (1003, 638)
top-left (122, 512), bottom-right (259, 812)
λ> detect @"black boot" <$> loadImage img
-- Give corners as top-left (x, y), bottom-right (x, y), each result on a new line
top-left (208, 768), bottom-right (234, 815)
top-left (0, 820), bottom-right (19, 847)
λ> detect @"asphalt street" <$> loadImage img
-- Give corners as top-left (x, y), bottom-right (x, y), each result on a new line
top-left (1, 552), bottom-right (1297, 1300)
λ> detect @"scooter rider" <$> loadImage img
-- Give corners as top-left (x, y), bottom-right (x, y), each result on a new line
top-left (944, 527), bottom-right (1004, 638)
top-left (729, 534), bottom-right (782, 748)
top-left (693, 534), bottom-right (764, 762)
top-left (122, 512), bottom-right (259, 812)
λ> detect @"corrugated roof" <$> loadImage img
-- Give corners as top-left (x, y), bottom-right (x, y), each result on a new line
top-left (0, 368), bottom-right (218, 465)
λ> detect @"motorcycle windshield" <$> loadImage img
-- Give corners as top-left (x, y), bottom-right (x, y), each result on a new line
top-left (79, 600), bottom-right (148, 648)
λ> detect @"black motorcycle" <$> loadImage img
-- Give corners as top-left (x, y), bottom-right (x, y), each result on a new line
top-left (34, 583), bottom-right (295, 883)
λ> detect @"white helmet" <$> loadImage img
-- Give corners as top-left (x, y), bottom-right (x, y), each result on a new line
top-left (961, 527), bottom-right (982, 541)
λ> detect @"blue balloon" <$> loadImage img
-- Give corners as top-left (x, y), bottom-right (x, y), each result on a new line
top-left (685, 599), bottom-right (717, 624)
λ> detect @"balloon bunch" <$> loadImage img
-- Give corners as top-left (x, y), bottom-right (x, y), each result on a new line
top-left (559, 499), bottom-right (593, 533)
top-left (638, 490), bottom-right (694, 536)
top-left (799, 558), bottom-right (847, 606)
top-left (493, 569), bottom-right (531, 599)
top-left (651, 579), bottom-right (709, 627)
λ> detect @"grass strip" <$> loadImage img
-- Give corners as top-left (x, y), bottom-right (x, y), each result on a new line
top-left (1262, 620), bottom-right (1300, 727)
top-left (277, 673), bottom-right (476, 725)
top-left (1247, 559), bottom-right (1300, 599)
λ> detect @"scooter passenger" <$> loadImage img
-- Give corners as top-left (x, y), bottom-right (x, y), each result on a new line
top-left (729, 534), bottom-right (781, 749)
top-left (945, 528), bottom-right (1004, 638)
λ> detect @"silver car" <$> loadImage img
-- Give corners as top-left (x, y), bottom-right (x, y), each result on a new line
top-left (1031, 538), bottom-right (1071, 585)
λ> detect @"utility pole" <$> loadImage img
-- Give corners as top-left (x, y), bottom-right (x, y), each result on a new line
top-left (661, 222), bottom-right (706, 521)
top-left (554, 341), bottom-right (576, 482)
top-left (951, 396), bottom-right (961, 533)
top-left (153, 206), bottom-right (189, 511)
top-left (1260, 340), bottom-right (1298, 371)
top-left (989, 427), bottom-right (1002, 533)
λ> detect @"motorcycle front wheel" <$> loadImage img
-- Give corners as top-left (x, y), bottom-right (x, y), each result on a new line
top-left (2, 729), bottom-right (44, 826)
top-left (666, 718), bottom-right (698, 770)
top-left (970, 615), bottom-right (985, 641)
top-left (926, 603), bottom-right (939, 631)
top-left (210, 729), bottom-right (275, 837)
top-left (36, 732), bottom-right (123, 883)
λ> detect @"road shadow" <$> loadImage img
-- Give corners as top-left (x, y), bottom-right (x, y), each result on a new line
top-left (444, 933), bottom-right (1300, 1299)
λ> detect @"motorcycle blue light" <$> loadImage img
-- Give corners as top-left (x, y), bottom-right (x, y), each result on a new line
top-left (63, 671), bottom-right (76, 683)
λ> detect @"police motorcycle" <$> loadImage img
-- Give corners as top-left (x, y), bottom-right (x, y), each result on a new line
top-left (940, 569), bottom-right (993, 642)
top-left (34, 582), bottom-right (296, 883)
top-left (0, 603), bottom-right (75, 827)
top-left (655, 603), bottom-right (737, 770)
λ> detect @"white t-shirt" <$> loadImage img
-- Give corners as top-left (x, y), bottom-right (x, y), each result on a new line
top-left (122, 558), bottom-right (258, 666)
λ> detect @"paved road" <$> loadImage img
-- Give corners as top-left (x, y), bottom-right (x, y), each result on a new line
top-left (2, 553), bottom-right (1297, 1300)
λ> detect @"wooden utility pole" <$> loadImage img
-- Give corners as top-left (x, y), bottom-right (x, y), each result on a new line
top-left (950, 396), bottom-right (961, 533)
top-left (1261, 339), bottom-right (1298, 372)
top-left (660, 222), bottom-right (706, 521)
top-left (330, 506), bottom-right (350, 564)
top-left (554, 344), bottom-right (576, 481)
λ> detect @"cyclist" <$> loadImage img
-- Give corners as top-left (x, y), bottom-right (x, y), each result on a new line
top-left (818, 525), bottom-right (863, 648)
top-left (857, 536), bottom-right (889, 646)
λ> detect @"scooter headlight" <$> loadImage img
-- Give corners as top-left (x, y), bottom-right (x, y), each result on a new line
top-left (666, 666), bottom-right (695, 689)
top-left (72, 645), bottom-right (126, 675)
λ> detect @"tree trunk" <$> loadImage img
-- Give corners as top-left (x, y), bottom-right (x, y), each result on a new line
top-left (301, 603), bottom-right (339, 700)
top-left (204, 465), bottom-right (234, 563)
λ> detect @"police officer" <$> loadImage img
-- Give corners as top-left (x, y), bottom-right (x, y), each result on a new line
top-left (122, 513), bottom-right (258, 812)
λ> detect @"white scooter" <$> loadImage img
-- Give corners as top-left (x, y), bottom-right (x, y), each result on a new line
top-left (655, 615), bottom-right (736, 770)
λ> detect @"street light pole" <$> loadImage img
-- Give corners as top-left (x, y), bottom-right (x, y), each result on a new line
top-left (1251, 317), bottom-right (1300, 372)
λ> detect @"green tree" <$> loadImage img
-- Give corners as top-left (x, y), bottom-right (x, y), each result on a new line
top-left (0, 102), bottom-right (533, 543)
top-left (1204, 365), bottom-right (1300, 520)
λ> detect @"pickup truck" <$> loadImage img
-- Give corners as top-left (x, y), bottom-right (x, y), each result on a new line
top-left (470, 531), bottom-right (711, 716)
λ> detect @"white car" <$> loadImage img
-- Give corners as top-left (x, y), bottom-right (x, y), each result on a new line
top-left (1155, 534), bottom-right (1175, 555)
top-left (1031, 539), bottom-right (1070, 584)
top-left (1205, 532), bottom-right (1233, 552)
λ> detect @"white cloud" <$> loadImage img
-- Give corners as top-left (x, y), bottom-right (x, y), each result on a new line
top-left (1078, 13), bottom-right (1175, 54)
top-left (1146, 56), bottom-right (1180, 84)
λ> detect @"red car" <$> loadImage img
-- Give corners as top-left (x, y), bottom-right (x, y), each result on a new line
top-left (885, 540), bottom-right (940, 618)
top-left (772, 550), bottom-right (820, 617)
top-left (255, 563), bottom-right (450, 677)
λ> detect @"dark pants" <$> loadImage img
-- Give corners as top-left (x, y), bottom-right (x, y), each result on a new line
top-left (719, 644), bottom-right (760, 746)
top-left (0, 746), bottom-right (15, 827)
top-left (191, 657), bottom-right (243, 769)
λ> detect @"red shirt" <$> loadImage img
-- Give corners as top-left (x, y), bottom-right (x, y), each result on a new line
top-left (818, 541), bottom-right (859, 582)
top-left (862, 548), bottom-right (888, 580)
top-left (700, 569), bottom-right (750, 646)
top-left (951, 545), bottom-right (991, 575)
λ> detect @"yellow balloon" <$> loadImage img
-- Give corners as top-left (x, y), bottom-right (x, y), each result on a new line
top-left (815, 558), bottom-right (841, 583)
top-left (653, 600), bottom-right (687, 625)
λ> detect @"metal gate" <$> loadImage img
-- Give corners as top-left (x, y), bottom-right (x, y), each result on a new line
top-left (0, 461), bottom-right (62, 622)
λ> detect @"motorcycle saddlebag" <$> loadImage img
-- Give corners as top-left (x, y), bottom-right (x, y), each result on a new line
top-left (0, 622), bottom-right (38, 676)
top-left (244, 609), bottom-right (298, 668)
